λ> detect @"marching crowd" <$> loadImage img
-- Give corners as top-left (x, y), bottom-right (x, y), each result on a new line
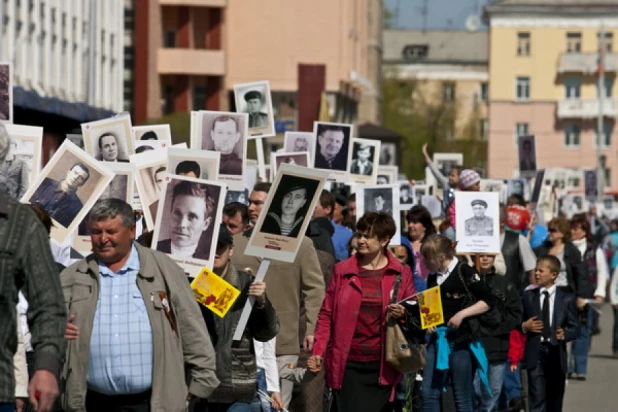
top-left (2, 125), bottom-right (618, 412)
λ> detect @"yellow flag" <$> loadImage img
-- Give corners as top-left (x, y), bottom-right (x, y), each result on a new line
top-left (418, 286), bottom-right (444, 329)
top-left (190, 267), bottom-right (241, 318)
top-left (318, 92), bottom-right (330, 122)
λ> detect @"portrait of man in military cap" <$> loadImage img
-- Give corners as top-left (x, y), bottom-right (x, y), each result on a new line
top-left (233, 81), bottom-right (276, 138)
top-left (243, 90), bottom-right (269, 128)
top-left (464, 199), bottom-right (494, 236)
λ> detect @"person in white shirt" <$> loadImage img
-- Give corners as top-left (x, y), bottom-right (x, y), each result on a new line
top-left (253, 338), bottom-right (284, 411)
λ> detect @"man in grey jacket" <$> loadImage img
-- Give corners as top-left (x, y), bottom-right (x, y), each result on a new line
top-left (61, 198), bottom-right (219, 411)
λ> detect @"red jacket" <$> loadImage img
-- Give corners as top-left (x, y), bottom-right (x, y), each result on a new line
top-left (508, 329), bottom-right (527, 367)
top-left (312, 253), bottom-right (416, 393)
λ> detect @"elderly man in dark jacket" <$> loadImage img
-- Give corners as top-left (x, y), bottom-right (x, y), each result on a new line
top-left (196, 225), bottom-right (279, 411)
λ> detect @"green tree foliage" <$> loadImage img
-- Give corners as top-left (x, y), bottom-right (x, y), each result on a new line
top-left (140, 111), bottom-right (191, 146)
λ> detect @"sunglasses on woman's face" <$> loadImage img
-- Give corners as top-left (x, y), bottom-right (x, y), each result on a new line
top-left (548, 228), bottom-right (558, 233)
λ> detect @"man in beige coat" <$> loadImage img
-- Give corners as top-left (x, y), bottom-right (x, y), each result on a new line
top-left (232, 182), bottom-right (325, 408)
top-left (61, 198), bottom-right (219, 411)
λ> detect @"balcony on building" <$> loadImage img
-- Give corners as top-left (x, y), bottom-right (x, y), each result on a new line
top-left (558, 52), bottom-right (618, 74)
top-left (158, 0), bottom-right (226, 6)
top-left (557, 98), bottom-right (618, 119)
top-left (157, 48), bottom-right (225, 76)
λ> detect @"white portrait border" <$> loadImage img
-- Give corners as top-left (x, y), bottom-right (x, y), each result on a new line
top-left (455, 191), bottom-right (501, 254)
top-left (355, 183), bottom-right (402, 246)
top-left (233, 80), bottom-right (276, 139)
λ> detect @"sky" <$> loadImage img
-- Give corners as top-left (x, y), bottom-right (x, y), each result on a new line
top-left (384, 0), bottom-right (492, 30)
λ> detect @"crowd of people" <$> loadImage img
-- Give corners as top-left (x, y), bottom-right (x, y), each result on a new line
top-left (2, 125), bottom-right (618, 412)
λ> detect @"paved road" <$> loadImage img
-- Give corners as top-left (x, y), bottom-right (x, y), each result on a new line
top-left (564, 304), bottom-right (616, 412)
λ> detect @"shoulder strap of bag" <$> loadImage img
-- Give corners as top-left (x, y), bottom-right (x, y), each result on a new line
top-left (391, 272), bottom-right (402, 304)
top-left (457, 263), bottom-right (476, 302)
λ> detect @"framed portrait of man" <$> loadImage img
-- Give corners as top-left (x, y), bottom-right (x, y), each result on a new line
top-left (81, 113), bottom-right (134, 162)
top-left (21, 139), bottom-right (114, 243)
top-left (190, 110), bottom-right (248, 191)
top-left (151, 175), bottom-right (226, 276)
top-left (73, 162), bottom-right (135, 254)
top-left (398, 180), bottom-right (415, 211)
top-left (355, 183), bottom-right (401, 246)
top-left (271, 151), bottom-right (309, 177)
top-left (377, 166), bottom-right (399, 185)
top-left (284, 132), bottom-right (315, 164)
top-left (131, 149), bottom-right (168, 230)
top-left (312, 121), bottom-right (353, 182)
top-left (167, 147), bottom-right (220, 182)
top-left (518, 135), bottom-right (537, 178)
top-left (245, 163), bottom-right (329, 263)
top-left (584, 170), bottom-right (599, 201)
top-left (0, 62), bottom-right (13, 123)
top-left (379, 142), bottom-right (396, 166)
top-left (233, 81), bottom-right (275, 139)
top-left (1, 124), bottom-right (43, 200)
top-left (455, 191), bottom-right (500, 254)
top-left (348, 138), bottom-right (381, 185)
top-left (66, 134), bottom-right (85, 150)
top-left (132, 124), bottom-right (172, 144)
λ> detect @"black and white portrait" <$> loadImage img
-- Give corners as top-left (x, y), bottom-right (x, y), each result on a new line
top-left (584, 170), bottom-right (599, 200)
top-left (350, 143), bottom-right (375, 176)
top-left (364, 188), bottom-right (394, 214)
top-left (377, 175), bottom-right (389, 184)
top-left (380, 142), bottom-right (396, 166)
top-left (168, 147), bottom-right (220, 181)
top-left (66, 134), bottom-right (84, 150)
top-left (260, 174), bottom-right (320, 238)
top-left (355, 183), bottom-right (401, 245)
top-left (225, 189), bottom-right (249, 206)
top-left (312, 122), bottom-right (352, 175)
top-left (1, 125), bottom-right (43, 200)
top-left (245, 164), bottom-right (329, 263)
top-left (455, 191), bottom-right (500, 254)
top-left (507, 179), bottom-right (526, 197)
top-left (518, 135), bottom-right (537, 177)
top-left (131, 149), bottom-right (168, 229)
top-left (81, 114), bottom-right (134, 161)
top-left (399, 182), bottom-right (415, 208)
top-left (273, 152), bottom-right (309, 177)
top-left (480, 179), bottom-right (504, 195)
top-left (234, 81), bottom-right (275, 138)
top-left (0, 63), bottom-right (13, 123)
top-left (530, 169), bottom-right (546, 205)
top-left (22, 140), bottom-right (113, 242)
top-left (377, 166), bottom-right (398, 186)
top-left (284, 132), bottom-right (315, 163)
top-left (132, 124), bottom-right (172, 143)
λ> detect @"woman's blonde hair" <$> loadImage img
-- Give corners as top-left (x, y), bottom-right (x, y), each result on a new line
top-left (420, 234), bottom-right (455, 260)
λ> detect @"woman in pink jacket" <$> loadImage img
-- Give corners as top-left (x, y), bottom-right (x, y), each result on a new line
top-left (308, 212), bottom-right (416, 411)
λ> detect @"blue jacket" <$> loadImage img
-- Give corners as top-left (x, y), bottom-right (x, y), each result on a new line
top-left (331, 220), bottom-right (353, 262)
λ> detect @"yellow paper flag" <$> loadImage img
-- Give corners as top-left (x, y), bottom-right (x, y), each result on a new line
top-left (190, 267), bottom-right (240, 318)
top-left (418, 286), bottom-right (444, 329)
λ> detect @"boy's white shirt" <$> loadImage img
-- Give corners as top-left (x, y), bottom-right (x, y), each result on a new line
top-left (254, 337), bottom-right (280, 393)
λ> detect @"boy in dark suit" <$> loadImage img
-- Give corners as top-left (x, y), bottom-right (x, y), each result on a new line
top-left (521, 255), bottom-right (579, 412)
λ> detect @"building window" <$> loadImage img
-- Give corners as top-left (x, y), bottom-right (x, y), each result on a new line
top-left (564, 124), bottom-right (581, 147)
top-left (163, 85), bottom-right (174, 115)
top-left (517, 32), bottom-right (530, 56)
top-left (480, 82), bottom-right (488, 102)
top-left (599, 31), bottom-right (614, 53)
top-left (566, 32), bottom-right (582, 53)
top-left (164, 30), bottom-right (176, 48)
top-left (564, 76), bottom-right (581, 98)
top-left (597, 122), bottom-right (613, 147)
top-left (516, 77), bottom-right (530, 101)
top-left (442, 82), bottom-right (455, 102)
top-left (515, 122), bottom-right (529, 146)
top-left (192, 85), bottom-right (207, 111)
top-left (598, 76), bottom-right (614, 98)
top-left (479, 118), bottom-right (488, 140)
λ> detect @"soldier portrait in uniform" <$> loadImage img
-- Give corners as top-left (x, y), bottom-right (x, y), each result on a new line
top-left (464, 199), bottom-right (494, 236)
top-left (233, 81), bottom-right (275, 138)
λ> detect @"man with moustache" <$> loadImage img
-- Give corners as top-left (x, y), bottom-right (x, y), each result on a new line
top-left (314, 125), bottom-right (347, 171)
top-left (30, 162), bottom-right (91, 227)
top-left (98, 132), bottom-right (128, 162)
top-left (157, 180), bottom-right (215, 259)
top-left (61, 198), bottom-right (219, 411)
top-left (209, 116), bottom-right (243, 176)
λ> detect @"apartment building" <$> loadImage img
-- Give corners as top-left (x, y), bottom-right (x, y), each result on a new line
top-left (485, 0), bottom-right (618, 189)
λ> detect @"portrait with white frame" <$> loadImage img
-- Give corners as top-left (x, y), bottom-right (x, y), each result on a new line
top-left (132, 124), bottom-right (172, 144)
top-left (2, 124), bottom-right (43, 200)
top-left (455, 191), bottom-right (500, 254)
top-left (355, 183), bottom-right (401, 246)
top-left (81, 113), bottom-right (133, 162)
top-left (151, 175), bottom-right (226, 276)
top-left (167, 147), bottom-right (220, 181)
top-left (233, 80), bottom-right (276, 139)
top-left (22, 140), bottom-right (114, 243)
top-left (398, 180), bottom-right (415, 210)
top-left (130, 149), bottom-right (168, 230)
top-left (245, 163), bottom-right (329, 263)
top-left (312, 121), bottom-right (353, 183)
top-left (348, 138), bottom-right (381, 185)
top-left (271, 151), bottom-right (309, 177)
top-left (377, 165), bottom-right (399, 185)
top-left (284, 132), bottom-right (315, 164)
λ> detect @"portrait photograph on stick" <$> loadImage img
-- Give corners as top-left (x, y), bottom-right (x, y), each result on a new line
top-left (151, 175), bottom-right (226, 277)
top-left (398, 180), bottom-right (415, 210)
top-left (355, 183), bottom-right (401, 245)
top-left (518, 134), bottom-right (537, 178)
top-left (376, 165), bottom-right (398, 185)
top-left (348, 138), bottom-right (381, 184)
top-left (271, 151), bottom-right (309, 177)
top-left (530, 169), bottom-right (546, 206)
top-left (283, 131), bottom-right (315, 163)
top-left (132, 124), bottom-right (172, 144)
top-left (507, 178), bottom-right (527, 198)
top-left (131, 149), bottom-right (168, 230)
top-left (81, 113), bottom-right (133, 162)
top-left (312, 121), bottom-right (352, 182)
top-left (167, 146), bottom-right (220, 181)
top-left (455, 191), bottom-right (500, 254)
top-left (584, 169), bottom-right (599, 201)
top-left (22, 139), bottom-right (114, 243)
top-left (73, 162), bottom-right (135, 254)
top-left (245, 163), bottom-right (329, 263)
top-left (0, 62), bottom-right (13, 123)
top-left (233, 80), bottom-right (275, 138)
top-left (0, 124), bottom-right (43, 200)
top-left (190, 110), bottom-right (248, 191)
